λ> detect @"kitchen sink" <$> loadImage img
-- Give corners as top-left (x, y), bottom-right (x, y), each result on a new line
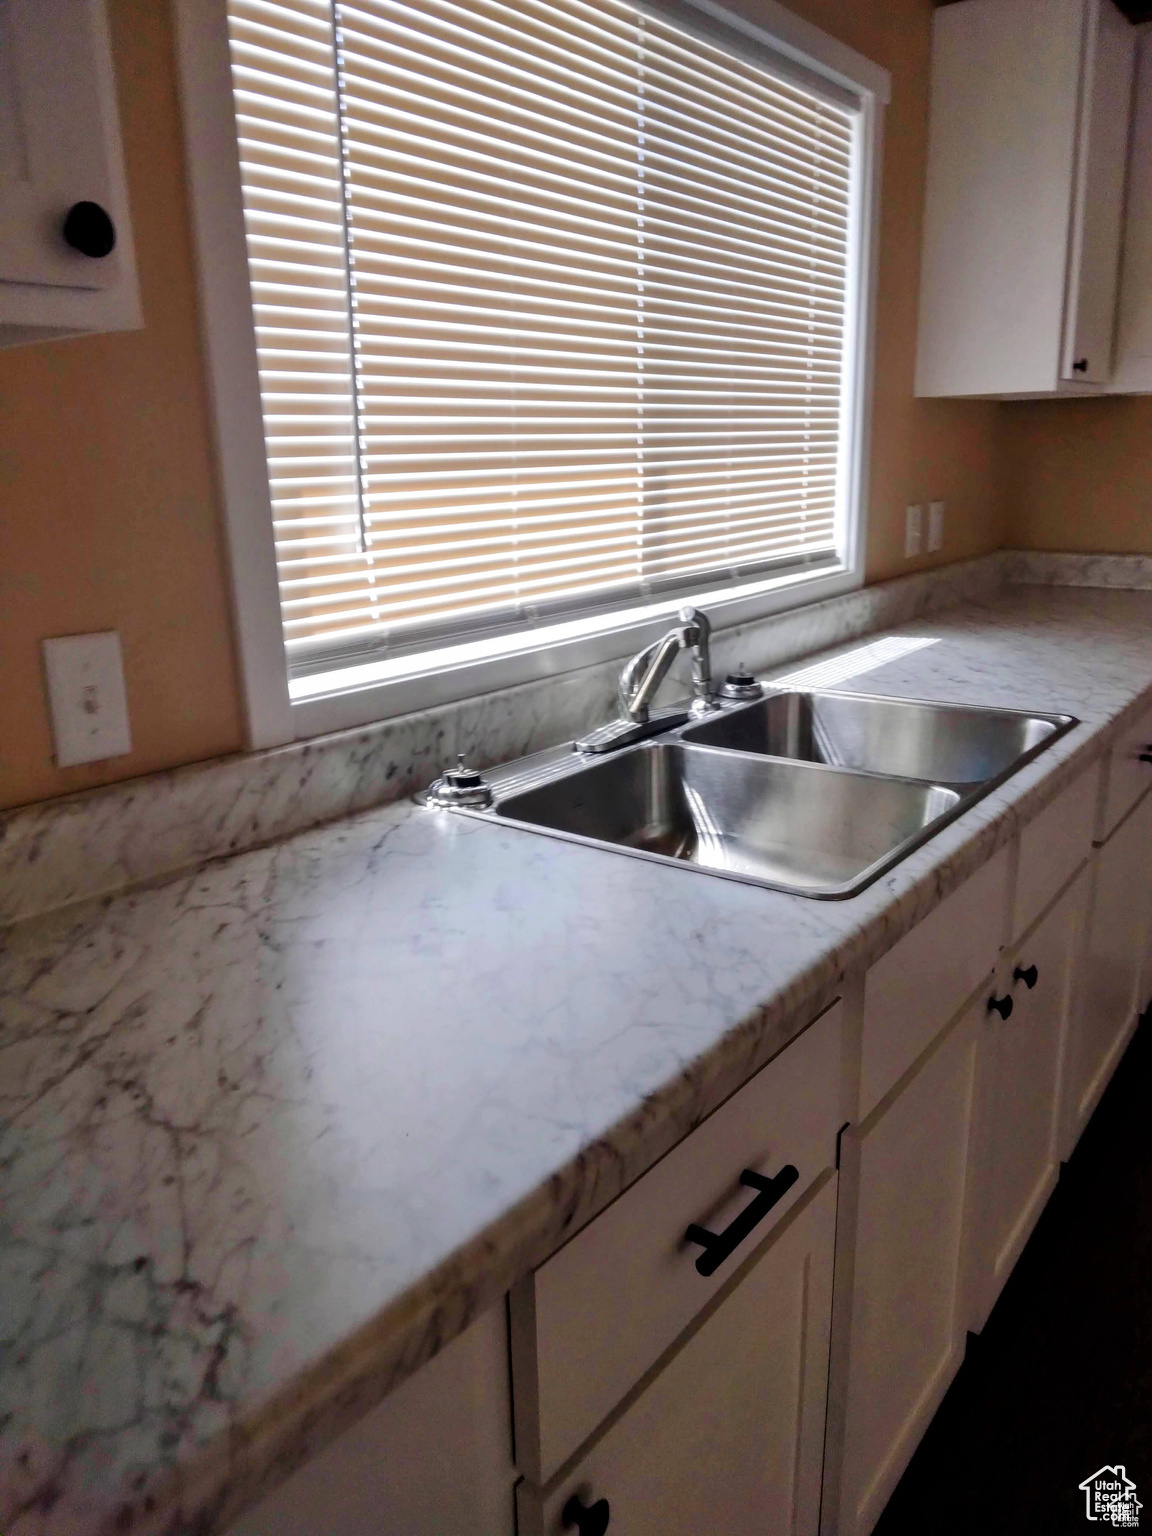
top-left (488, 742), bottom-right (960, 897)
top-left (423, 687), bottom-right (1078, 900)
top-left (679, 690), bottom-right (1075, 790)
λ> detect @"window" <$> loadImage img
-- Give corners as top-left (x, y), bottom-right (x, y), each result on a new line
top-left (177, 0), bottom-right (886, 741)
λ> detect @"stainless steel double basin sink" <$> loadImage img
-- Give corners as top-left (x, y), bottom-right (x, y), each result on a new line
top-left (431, 690), bottom-right (1077, 899)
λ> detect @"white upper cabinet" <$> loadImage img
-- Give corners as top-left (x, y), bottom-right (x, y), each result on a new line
top-left (1063, 0), bottom-right (1139, 383)
top-left (915, 0), bottom-right (1138, 399)
top-left (0, 0), bottom-right (140, 344)
top-left (1112, 28), bottom-right (1152, 392)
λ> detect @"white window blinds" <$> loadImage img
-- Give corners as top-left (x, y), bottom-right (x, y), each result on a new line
top-left (227, 0), bottom-right (858, 671)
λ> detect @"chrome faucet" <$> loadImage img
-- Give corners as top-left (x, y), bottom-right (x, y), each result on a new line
top-left (620, 606), bottom-right (716, 721)
top-left (575, 606), bottom-right (719, 754)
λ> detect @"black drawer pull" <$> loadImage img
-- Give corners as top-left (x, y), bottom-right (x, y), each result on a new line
top-left (685, 1164), bottom-right (799, 1277)
top-left (1139, 751), bottom-right (1152, 764)
top-left (563, 1493), bottom-right (610, 1534)
top-left (1014, 963), bottom-right (1038, 989)
top-left (988, 993), bottom-right (1014, 1020)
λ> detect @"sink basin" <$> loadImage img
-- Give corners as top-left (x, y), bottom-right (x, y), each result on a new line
top-left (425, 686), bottom-right (1078, 900)
top-left (679, 690), bottom-right (1076, 789)
top-left (492, 742), bottom-right (961, 897)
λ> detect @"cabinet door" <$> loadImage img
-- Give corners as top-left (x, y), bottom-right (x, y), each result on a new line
top-left (1066, 792), bottom-right (1152, 1148)
top-left (227, 1305), bottom-right (515, 1536)
top-left (1061, 0), bottom-right (1137, 383)
top-left (518, 1176), bottom-right (836, 1536)
top-left (1112, 30), bottom-right (1152, 393)
top-left (0, 0), bottom-right (123, 291)
top-left (833, 1007), bottom-right (979, 1536)
top-left (976, 872), bottom-right (1086, 1327)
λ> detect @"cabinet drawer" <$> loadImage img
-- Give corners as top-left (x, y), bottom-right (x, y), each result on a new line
top-left (1100, 697), bottom-right (1152, 841)
top-left (1013, 765), bottom-right (1098, 938)
top-left (517, 1175), bottom-right (837, 1536)
top-left (860, 849), bottom-right (1008, 1119)
top-left (511, 1002), bottom-right (843, 1484)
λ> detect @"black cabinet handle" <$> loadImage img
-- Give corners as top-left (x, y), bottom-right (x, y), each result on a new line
top-left (1072, 357), bottom-right (1089, 373)
top-left (685, 1164), bottom-right (799, 1277)
top-left (988, 992), bottom-right (1014, 1020)
top-left (62, 200), bottom-right (116, 258)
top-left (563, 1494), bottom-right (610, 1535)
top-left (1139, 751), bottom-right (1152, 764)
top-left (1014, 963), bottom-right (1039, 990)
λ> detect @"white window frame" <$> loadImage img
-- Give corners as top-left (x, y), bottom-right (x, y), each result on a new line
top-left (174, 0), bottom-right (889, 747)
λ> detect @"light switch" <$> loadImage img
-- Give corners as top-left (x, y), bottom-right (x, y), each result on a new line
top-left (904, 504), bottom-right (923, 559)
top-left (43, 632), bottom-right (132, 767)
top-left (928, 501), bottom-right (945, 553)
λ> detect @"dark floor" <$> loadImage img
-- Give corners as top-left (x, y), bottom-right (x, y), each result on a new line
top-left (874, 1016), bottom-right (1152, 1535)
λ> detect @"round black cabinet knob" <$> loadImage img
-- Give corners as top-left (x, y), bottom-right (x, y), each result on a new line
top-left (988, 992), bottom-right (1014, 1020)
top-left (1014, 963), bottom-right (1039, 990)
top-left (62, 201), bottom-right (116, 259)
top-left (562, 1493), bottom-right (611, 1536)
top-left (1072, 357), bottom-right (1089, 373)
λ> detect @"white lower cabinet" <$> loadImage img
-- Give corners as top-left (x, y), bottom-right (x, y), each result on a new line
top-left (829, 1004), bottom-right (981, 1536)
top-left (227, 1304), bottom-right (515, 1536)
top-left (973, 870), bottom-right (1087, 1329)
top-left (1065, 790), bottom-right (1152, 1153)
top-left (511, 1005), bottom-right (843, 1485)
top-left (516, 1175), bottom-right (837, 1536)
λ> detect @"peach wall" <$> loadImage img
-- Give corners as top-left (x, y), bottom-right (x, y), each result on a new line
top-left (0, 0), bottom-right (1009, 812)
top-left (0, 0), bottom-right (243, 811)
top-left (1004, 397), bottom-right (1152, 554)
top-left (782, 0), bottom-right (1009, 583)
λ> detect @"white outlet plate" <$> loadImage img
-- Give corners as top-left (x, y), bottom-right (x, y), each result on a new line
top-left (43, 632), bottom-right (132, 767)
top-left (928, 501), bottom-right (945, 553)
top-left (904, 504), bottom-right (923, 559)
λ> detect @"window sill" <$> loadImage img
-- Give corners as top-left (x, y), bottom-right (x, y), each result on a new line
top-left (288, 562), bottom-right (863, 739)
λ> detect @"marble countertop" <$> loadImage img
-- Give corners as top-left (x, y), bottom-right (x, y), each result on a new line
top-left (4, 582), bottom-right (1152, 1536)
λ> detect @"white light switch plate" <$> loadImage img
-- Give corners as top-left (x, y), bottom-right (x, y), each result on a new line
top-left (43, 632), bottom-right (132, 767)
top-left (904, 504), bottom-right (923, 558)
top-left (928, 501), bottom-right (945, 552)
